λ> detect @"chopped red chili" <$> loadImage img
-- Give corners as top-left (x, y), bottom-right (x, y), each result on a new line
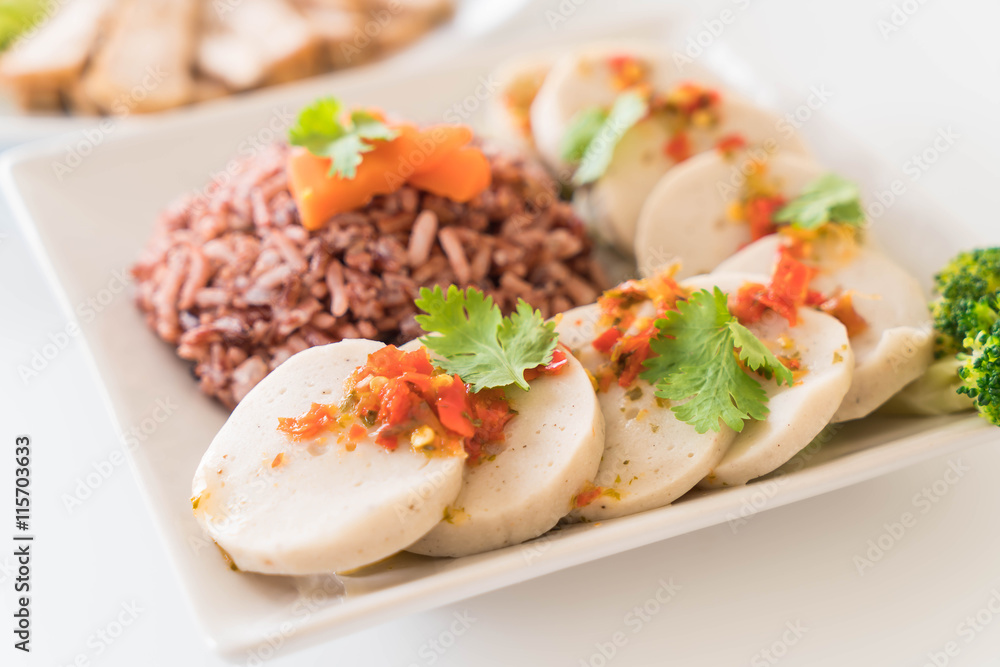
top-left (613, 324), bottom-right (658, 388)
top-left (729, 282), bottom-right (769, 325)
top-left (607, 54), bottom-right (647, 90)
top-left (464, 387), bottom-right (516, 465)
top-left (663, 82), bottom-right (721, 116)
top-left (591, 272), bottom-right (687, 390)
top-left (665, 133), bottom-right (692, 162)
top-left (597, 279), bottom-right (652, 330)
top-left (730, 244), bottom-right (869, 338)
top-left (276, 403), bottom-right (339, 442)
top-left (523, 347), bottom-right (570, 382)
top-left (818, 290), bottom-right (869, 337)
top-left (276, 345), bottom-right (566, 465)
top-left (744, 195), bottom-right (787, 242)
top-left (592, 327), bottom-right (623, 354)
top-left (730, 247), bottom-right (816, 326)
top-left (716, 133), bottom-right (747, 155)
top-left (572, 482), bottom-right (620, 508)
top-left (434, 377), bottom-right (475, 438)
top-left (573, 484), bottom-right (605, 509)
top-left (805, 290), bottom-right (827, 307)
top-left (778, 356), bottom-right (802, 371)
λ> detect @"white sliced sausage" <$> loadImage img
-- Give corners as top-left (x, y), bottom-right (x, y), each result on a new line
top-left (634, 151), bottom-right (826, 278)
top-left (715, 236), bottom-right (933, 421)
top-left (485, 51), bottom-right (557, 154)
top-left (555, 304), bottom-right (735, 520)
top-left (684, 273), bottom-right (854, 487)
top-left (191, 340), bottom-right (464, 575)
top-left (588, 96), bottom-right (812, 255)
top-left (402, 340), bottom-right (605, 557)
top-left (529, 42), bottom-right (811, 254)
top-left (530, 41), bottom-right (717, 175)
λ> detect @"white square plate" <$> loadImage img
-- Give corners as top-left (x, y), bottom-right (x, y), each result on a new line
top-left (2, 12), bottom-right (996, 658)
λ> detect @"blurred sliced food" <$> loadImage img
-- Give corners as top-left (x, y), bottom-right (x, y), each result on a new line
top-left (198, 0), bottom-right (321, 91)
top-left (373, 0), bottom-right (454, 52)
top-left (0, 0), bottom-right (115, 111)
top-left (191, 75), bottom-right (230, 104)
top-left (291, 0), bottom-right (368, 68)
top-left (82, 0), bottom-right (199, 114)
top-left (0, 0), bottom-right (453, 116)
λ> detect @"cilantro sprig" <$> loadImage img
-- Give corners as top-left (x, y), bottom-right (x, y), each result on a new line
top-left (775, 173), bottom-right (865, 230)
top-left (414, 286), bottom-right (558, 392)
top-left (288, 97), bottom-right (398, 179)
top-left (560, 107), bottom-right (609, 164)
top-left (640, 288), bottom-right (794, 434)
top-left (566, 90), bottom-right (649, 186)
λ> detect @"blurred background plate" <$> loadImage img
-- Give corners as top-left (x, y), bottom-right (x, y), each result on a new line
top-left (0, 0), bottom-right (537, 150)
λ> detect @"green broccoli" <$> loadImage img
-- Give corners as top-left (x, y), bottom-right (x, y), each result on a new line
top-left (957, 322), bottom-right (1000, 426)
top-left (931, 248), bottom-right (1000, 355)
top-left (901, 247), bottom-right (1000, 426)
top-left (891, 247), bottom-right (1000, 424)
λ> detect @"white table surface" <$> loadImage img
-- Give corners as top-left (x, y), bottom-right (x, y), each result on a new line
top-left (4, 0), bottom-right (1000, 665)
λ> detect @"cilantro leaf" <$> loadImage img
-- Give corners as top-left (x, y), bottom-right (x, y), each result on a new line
top-left (288, 97), bottom-right (398, 179)
top-left (414, 286), bottom-right (558, 392)
top-left (560, 107), bottom-right (609, 163)
top-left (288, 98), bottom-right (346, 154)
top-left (730, 322), bottom-right (795, 387)
top-left (572, 91), bottom-right (649, 186)
top-left (774, 173), bottom-right (866, 230)
top-left (640, 288), bottom-right (793, 434)
top-left (350, 110), bottom-right (397, 141)
top-left (324, 134), bottom-right (372, 180)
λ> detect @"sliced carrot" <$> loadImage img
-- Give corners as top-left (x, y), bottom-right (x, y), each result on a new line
top-left (287, 144), bottom-right (401, 230)
top-left (384, 124), bottom-right (475, 179)
top-left (287, 122), bottom-right (487, 229)
top-left (407, 146), bottom-right (492, 203)
top-left (410, 125), bottom-right (475, 175)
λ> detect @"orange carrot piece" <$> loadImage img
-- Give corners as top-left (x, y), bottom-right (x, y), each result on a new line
top-left (411, 125), bottom-right (475, 175)
top-left (407, 146), bottom-right (492, 203)
top-left (385, 124), bottom-right (475, 180)
top-left (287, 123), bottom-right (482, 229)
top-left (287, 144), bottom-right (402, 230)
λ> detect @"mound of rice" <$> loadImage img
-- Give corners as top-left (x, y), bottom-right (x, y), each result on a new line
top-left (132, 142), bottom-right (608, 407)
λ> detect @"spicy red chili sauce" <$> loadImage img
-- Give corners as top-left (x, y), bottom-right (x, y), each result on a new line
top-left (277, 345), bottom-right (567, 465)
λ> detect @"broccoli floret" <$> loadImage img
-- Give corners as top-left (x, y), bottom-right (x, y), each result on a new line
top-left (957, 322), bottom-right (1000, 426)
top-left (931, 248), bottom-right (1000, 355)
top-left (910, 247), bottom-right (1000, 422)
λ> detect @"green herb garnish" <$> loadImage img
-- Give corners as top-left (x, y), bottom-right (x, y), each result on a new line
top-left (774, 173), bottom-right (865, 230)
top-left (288, 97), bottom-right (398, 179)
top-left (560, 107), bottom-right (609, 163)
top-left (415, 286), bottom-right (558, 392)
top-left (640, 288), bottom-right (793, 434)
top-left (570, 90), bottom-right (649, 186)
